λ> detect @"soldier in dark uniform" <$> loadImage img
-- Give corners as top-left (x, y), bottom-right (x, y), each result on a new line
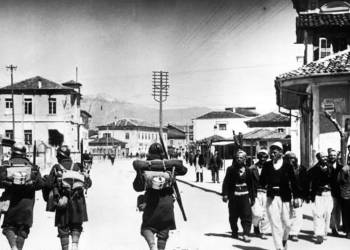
top-left (222, 150), bottom-right (256, 242)
top-left (0, 143), bottom-right (43, 250)
top-left (46, 145), bottom-right (91, 250)
top-left (135, 143), bottom-right (187, 250)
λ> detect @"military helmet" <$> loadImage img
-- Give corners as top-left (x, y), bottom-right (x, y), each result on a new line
top-left (56, 145), bottom-right (71, 159)
top-left (11, 143), bottom-right (27, 157)
top-left (147, 143), bottom-right (165, 160)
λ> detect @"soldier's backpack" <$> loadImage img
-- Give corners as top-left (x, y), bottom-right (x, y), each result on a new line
top-left (58, 163), bottom-right (85, 190)
top-left (143, 171), bottom-right (173, 190)
top-left (5, 160), bottom-right (32, 185)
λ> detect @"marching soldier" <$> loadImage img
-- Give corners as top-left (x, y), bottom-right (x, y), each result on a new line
top-left (309, 152), bottom-right (335, 244)
top-left (222, 150), bottom-right (256, 242)
top-left (260, 142), bottom-right (301, 250)
top-left (250, 149), bottom-right (270, 239)
top-left (0, 143), bottom-right (43, 250)
top-left (46, 145), bottom-right (91, 250)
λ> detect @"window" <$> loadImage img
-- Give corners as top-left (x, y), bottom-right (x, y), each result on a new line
top-left (24, 98), bottom-right (32, 114)
top-left (24, 130), bottom-right (32, 145)
top-left (278, 128), bottom-right (285, 133)
top-left (5, 130), bottom-right (13, 140)
top-left (319, 37), bottom-right (332, 59)
top-left (125, 132), bottom-right (130, 140)
top-left (5, 98), bottom-right (13, 109)
top-left (218, 123), bottom-right (227, 130)
top-left (103, 133), bottom-right (111, 138)
top-left (49, 98), bottom-right (56, 114)
top-left (48, 129), bottom-right (64, 147)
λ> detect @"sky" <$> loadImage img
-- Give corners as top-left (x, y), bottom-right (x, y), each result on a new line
top-left (0, 0), bottom-right (303, 113)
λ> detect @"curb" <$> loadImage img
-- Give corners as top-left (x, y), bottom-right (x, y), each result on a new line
top-left (176, 178), bottom-right (222, 196)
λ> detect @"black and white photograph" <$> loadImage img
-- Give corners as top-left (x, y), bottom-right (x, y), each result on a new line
top-left (0, 0), bottom-right (350, 249)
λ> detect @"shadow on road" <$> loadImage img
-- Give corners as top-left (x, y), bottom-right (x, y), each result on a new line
top-left (232, 245), bottom-right (268, 250)
top-left (303, 214), bottom-right (313, 221)
top-left (204, 232), bottom-right (232, 239)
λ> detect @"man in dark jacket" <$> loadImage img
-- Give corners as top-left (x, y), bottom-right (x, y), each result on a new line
top-left (193, 150), bottom-right (205, 182)
top-left (0, 143), bottom-right (43, 250)
top-left (222, 150), bottom-right (256, 242)
top-left (47, 145), bottom-right (91, 250)
top-left (209, 151), bottom-right (222, 183)
top-left (308, 151), bottom-right (334, 244)
top-left (260, 142), bottom-right (300, 250)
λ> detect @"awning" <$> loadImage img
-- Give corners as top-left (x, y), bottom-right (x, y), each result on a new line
top-left (211, 140), bottom-right (235, 146)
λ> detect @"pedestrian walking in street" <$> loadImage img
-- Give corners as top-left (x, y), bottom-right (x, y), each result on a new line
top-left (222, 150), bottom-right (256, 243)
top-left (133, 143), bottom-right (187, 250)
top-left (284, 151), bottom-right (308, 242)
top-left (308, 152), bottom-right (334, 244)
top-left (0, 143), bottom-right (43, 250)
top-left (328, 149), bottom-right (343, 236)
top-left (193, 149), bottom-right (204, 182)
top-left (46, 145), bottom-right (92, 250)
top-left (337, 163), bottom-right (350, 239)
top-left (260, 142), bottom-right (301, 250)
top-left (249, 149), bottom-right (270, 239)
top-left (209, 151), bottom-right (222, 183)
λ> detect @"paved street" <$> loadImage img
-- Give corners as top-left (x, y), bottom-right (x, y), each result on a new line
top-left (0, 159), bottom-right (349, 250)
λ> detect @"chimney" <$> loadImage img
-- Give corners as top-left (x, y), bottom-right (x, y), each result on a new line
top-left (225, 107), bottom-right (233, 112)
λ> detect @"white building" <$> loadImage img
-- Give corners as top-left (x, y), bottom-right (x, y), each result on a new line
top-left (192, 107), bottom-right (258, 141)
top-left (97, 118), bottom-right (167, 156)
top-left (0, 76), bottom-right (91, 164)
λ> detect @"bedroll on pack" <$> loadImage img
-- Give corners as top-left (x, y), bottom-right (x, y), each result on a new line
top-left (133, 159), bottom-right (187, 176)
top-left (143, 171), bottom-right (172, 190)
top-left (59, 164), bottom-right (85, 190)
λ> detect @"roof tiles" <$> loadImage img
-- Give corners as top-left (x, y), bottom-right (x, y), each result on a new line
top-left (297, 13), bottom-right (350, 28)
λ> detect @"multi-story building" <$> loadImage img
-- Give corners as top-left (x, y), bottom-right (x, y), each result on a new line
top-left (192, 107), bottom-right (258, 141)
top-left (0, 76), bottom-right (90, 164)
top-left (96, 118), bottom-right (167, 155)
top-left (276, 0), bottom-right (350, 166)
top-left (167, 124), bottom-right (187, 150)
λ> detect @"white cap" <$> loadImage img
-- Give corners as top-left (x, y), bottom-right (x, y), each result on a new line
top-left (270, 142), bottom-right (283, 151)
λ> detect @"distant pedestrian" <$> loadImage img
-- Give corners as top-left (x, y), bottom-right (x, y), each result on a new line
top-left (185, 151), bottom-right (189, 164)
top-left (209, 151), bottom-right (222, 183)
top-left (0, 143), bottom-right (43, 250)
top-left (222, 150), bottom-right (255, 242)
top-left (250, 149), bottom-right (270, 239)
top-left (109, 153), bottom-right (116, 165)
top-left (193, 149), bottom-right (204, 182)
top-left (260, 142), bottom-right (301, 250)
top-left (308, 152), bottom-right (334, 244)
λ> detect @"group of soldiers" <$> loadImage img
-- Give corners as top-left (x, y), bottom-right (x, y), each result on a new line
top-left (222, 141), bottom-right (350, 250)
top-left (0, 143), bottom-right (92, 250)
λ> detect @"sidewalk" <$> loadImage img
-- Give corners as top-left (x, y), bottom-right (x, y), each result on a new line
top-left (177, 162), bottom-right (225, 195)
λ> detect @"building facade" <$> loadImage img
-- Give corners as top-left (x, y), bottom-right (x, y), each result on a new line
top-left (0, 76), bottom-right (89, 164)
top-left (97, 118), bottom-right (167, 156)
top-left (192, 107), bottom-right (258, 141)
top-left (276, 0), bottom-right (350, 166)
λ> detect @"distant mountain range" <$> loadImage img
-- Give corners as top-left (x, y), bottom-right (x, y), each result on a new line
top-left (81, 94), bottom-right (211, 128)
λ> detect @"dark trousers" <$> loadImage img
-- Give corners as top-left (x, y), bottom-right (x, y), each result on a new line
top-left (211, 169), bottom-right (219, 183)
top-left (196, 173), bottom-right (203, 182)
top-left (228, 195), bottom-right (252, 235)
top-left (341, 198), bottom-right (350, 233)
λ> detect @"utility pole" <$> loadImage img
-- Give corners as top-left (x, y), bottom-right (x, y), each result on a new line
top-left (152, 71), bottom-right (169, 140)
top-left (6, 65), bottom-right (17, 140)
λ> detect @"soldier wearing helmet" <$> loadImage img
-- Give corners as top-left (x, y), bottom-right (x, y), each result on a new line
top-left (139, 143), bottom-right (175, 250)
top-left (46, 145), bottom-right (91, 250)
top-left (1, 142), bottom-right (43, 250)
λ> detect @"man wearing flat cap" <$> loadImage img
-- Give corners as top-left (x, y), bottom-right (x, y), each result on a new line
top-left (260, 142), bottom-right (300, 250)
